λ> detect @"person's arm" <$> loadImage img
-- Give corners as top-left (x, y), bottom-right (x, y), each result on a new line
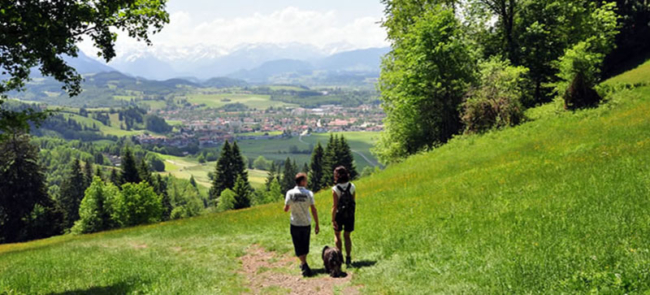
top-left (284, 192), bottom-right (291, 212)
top-left (311, 204), bottom-right (320, 234)
top-left (332, 190), bottom-right (339, 231)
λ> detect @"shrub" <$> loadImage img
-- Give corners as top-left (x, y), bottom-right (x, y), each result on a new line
top-left (112, 182), bottom-right (162, 227)
top-left (462, 58), bottom-right (528, 134)
top-left (72, 177), bottom-right (119, 234)
top-left (217, 189), bottom-right (236, 212)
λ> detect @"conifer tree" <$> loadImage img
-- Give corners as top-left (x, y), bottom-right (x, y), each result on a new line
top-left (120, 147), bottom-right (141, 184)
top-left (265, 161), bottom-right (277, 191)
top-left (321, 134), bottom-right (337, 188)
top-left (156, 174), bottom-right (172, 221)
top-left (138, 159), bottom-right (152, 185)
top-left (83, 160), bottom-right (94, 188)
top-left (109, 169), bottom-right (120, 186)
top-left (0, 133), bottom-right (61, 243)
top-left (233, 175), bottom-right (252, 209)
top-left (282, 157), bottom-right (299, 192)
top-left (59, 158), bottom-right (87, 229)
top-left (95, 166), bottom-right (104, 180)
top-left (308, 142), bottom-right (324, 192)
top-left (210, 141), bottom-right (233, 200)
top-left (231, 141), bottom-right (249, 181)
top-left (189, 175), bottom-right (197, 188)
top-left (338, 135), bottom-right (358, 180)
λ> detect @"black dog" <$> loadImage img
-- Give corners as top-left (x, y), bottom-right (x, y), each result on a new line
top-left (322, 246), bottom-right (343, 278)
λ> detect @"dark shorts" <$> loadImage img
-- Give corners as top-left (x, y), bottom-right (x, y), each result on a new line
top-left (290, 225), bottom-right (311, 257)
top-left (335, 213), bottom-right (355, 232)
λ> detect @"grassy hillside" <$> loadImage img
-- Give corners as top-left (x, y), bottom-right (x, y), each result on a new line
top-left (2, 65), bottom-right (650, 293)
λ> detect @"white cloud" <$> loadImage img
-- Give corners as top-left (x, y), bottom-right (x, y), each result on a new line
top-left (79, 7), bottom-right (388, 56)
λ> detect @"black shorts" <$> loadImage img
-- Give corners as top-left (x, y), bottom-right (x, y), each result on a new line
top-left (335, 213), bottom-right (355, 232)
top-left (290, 225), bottom-right (311, 257)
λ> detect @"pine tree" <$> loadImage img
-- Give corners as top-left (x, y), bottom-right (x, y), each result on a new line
top-left (308, 142), bottom-right (324, 192)
top-left (59, 158), bottom-right (87, 229)
top-left (282, 157), bottom-right (299, 192)
top-left (321, 135), bottom-right (337, 188)
top-left (231, 141), bottom-right (248, 181)
top-left (138, 159), bottom-right (152, 185)
top-left (95, 166), bottom-right (104, 180)
top-left (0, 133), bottom-right (62, 243)
top-left (209, 141), bottom-right (233, 200)
top-left (265, 161), bottom-right (277, 191)
top-left (109, 169), bottom-right (120, 186)
top-left (302, 163), bottom-right (309, 174)
top-left (120, 147), bottom-right (141, 184)
top-left (83, 160), bottom-right (94, 188)
top-left (189, 175), bottom-right (197, 188)
top-left (156, 174), bottom-right (172, 221)
top-left (233, 175), bottom-right (251, 209)
top-left (338, 135), bottom-right (358, 180)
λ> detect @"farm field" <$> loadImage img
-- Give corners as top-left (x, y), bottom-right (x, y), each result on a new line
top-left (237, 131), bottom-right (380, 170)
top-left (185, 93), bottom-right (298, 110)
top-left (2, 63), bottom-right (650, 293)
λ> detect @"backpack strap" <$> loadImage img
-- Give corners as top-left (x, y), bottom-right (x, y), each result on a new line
top-left (344, 184), bottom-right (352, 194)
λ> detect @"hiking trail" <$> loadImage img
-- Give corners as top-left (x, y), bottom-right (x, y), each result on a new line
top-left (240, 245), bottom-right (360, 295)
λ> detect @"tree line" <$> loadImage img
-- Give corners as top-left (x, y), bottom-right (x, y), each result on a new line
top-left (376, 0), bottom-right (649, 163)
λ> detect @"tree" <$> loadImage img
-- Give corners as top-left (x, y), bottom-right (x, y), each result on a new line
top-left (265, 178), bottom-right (284, 204)
top-left (265, 162), bottom-right (277, 191)
top-left (337, 136), bottom-right (358, 180)
top-left (321, 135), bottom-right (337, 188)
top-left (167, 177), bottom-right (203, 220)
top-left (72, 177), bottom-right (119, 234)
top-left (282, 157), bottom-right (299, 193)
top-left (254, 156), bottom-right (271, 171)
top-left (209, 141), bottom-right (250, 201)
top-left (217, 189), bottom-right (236, 212)
top-left (138, 159), bottom-right (152, 186)
top-left (0, 133), bottom-right (61, 243)
top-left (233, 175), bottom-right (252, 210)
top-left (210, 141), bottom-right (233, 200)
top-left (197, 154), bottom-right (206, 164)
top-left (109, 169), bottom-right (121, 186)
top-left (112, 182), bottom-right (162, 227)
top-left (144, 115), bottom-right (172, 133)
top-left (156, 175), bottom-right (172, 221)
top-left (189, 175), bottom-right (198, 188)
top-left (376, 5), bottom-right (476, 163)
top-left (308, 142), bottom-right (325, 192)
top-left (58, 158), bottom-right (87, 229)
top-left (120, 147), bottom-right (141, 184)
top-left (0, 0), bottom-right (169, 131)
top-left (462, 57), bottom-right (528, 133)
top-left (83, 160), bottom-right (94, 188)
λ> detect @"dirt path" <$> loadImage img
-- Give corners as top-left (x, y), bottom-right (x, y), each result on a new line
top-left (240, 245), bottom-right (360, 295)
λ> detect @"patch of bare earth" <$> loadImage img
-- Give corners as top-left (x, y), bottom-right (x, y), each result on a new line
top-left (240, 245), bottom-right (360, 295)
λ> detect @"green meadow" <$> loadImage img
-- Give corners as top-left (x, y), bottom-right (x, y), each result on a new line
top-left (2, 64), bottom-right (650, 293)
top-left (185, 93), bottom-right (297, 110)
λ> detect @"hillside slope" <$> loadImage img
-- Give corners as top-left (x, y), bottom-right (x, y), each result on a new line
top-left (2, 65), bottom-right (650, 293)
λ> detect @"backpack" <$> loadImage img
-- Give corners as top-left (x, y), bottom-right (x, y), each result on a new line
top-left (336, 184), bottom-right (355, 219)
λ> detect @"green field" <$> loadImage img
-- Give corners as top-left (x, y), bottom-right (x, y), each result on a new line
top-left (185, 93), bottom-right (298, 110)
top-left (2, 64), bottom-right (650, 293)
top-left (238, 131), bottom-right (380, 170)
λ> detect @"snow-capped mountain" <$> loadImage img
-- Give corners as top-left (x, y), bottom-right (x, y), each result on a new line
top-left (83, 43), bottom-right (390, 82)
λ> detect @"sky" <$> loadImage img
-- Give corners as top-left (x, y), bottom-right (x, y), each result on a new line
top-left (80, 0), bottom-right (389, 55)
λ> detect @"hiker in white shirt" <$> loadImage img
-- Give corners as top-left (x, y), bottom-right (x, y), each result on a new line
top-left (284, 172), bottom-right (320, 277)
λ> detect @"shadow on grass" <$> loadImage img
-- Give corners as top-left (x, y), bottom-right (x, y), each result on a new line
top-left (311, 268), bottom-right (349, 278)
top-left (47, 281), bottom-right (139, 295)
top-left (350, 260), bottom-right (377, 269)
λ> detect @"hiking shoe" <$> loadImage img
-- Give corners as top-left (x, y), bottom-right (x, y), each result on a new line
top-left (346, 256), bottom-right (352, 267)
top-left (301, 263), bottom-right (312, 277)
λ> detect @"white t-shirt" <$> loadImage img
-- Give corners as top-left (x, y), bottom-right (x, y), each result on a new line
top-left (332, 182), bottom-right (356, 199)
top-left (285, 186), bottom-right (315, 226)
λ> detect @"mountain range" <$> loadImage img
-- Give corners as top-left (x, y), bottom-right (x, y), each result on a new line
top-left (70, 44), bottom-right (390, 84)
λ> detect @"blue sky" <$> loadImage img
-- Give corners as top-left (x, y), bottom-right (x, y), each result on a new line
top-left (82, 0), bottom-right (389, 54)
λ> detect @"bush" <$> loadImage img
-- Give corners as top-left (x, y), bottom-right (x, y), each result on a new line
top-left (217, 189), bottom-right (236, 212)
top-left (72, 177), bottom-right (119, 234)
top-left (112, 182), bottom-right (162, 227)
top-left (462, 58), bottom-right (528, 134)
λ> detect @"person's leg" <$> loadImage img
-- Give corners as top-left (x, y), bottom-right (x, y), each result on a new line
top-left (334, 230), bottom-right (342, 251)
top-left (344, 231), bottom-right (352, 258)
top-left (298, 255), bottom-right (307, 265)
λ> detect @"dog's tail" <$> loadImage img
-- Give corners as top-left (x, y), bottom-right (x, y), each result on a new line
top-left (322, 245), bottom-right (330, 258)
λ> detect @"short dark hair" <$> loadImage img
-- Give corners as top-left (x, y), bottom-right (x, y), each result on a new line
top-left (295, 172), bottom-right (308, 185)
top-left (334, 166), bottom-right (349, 184)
